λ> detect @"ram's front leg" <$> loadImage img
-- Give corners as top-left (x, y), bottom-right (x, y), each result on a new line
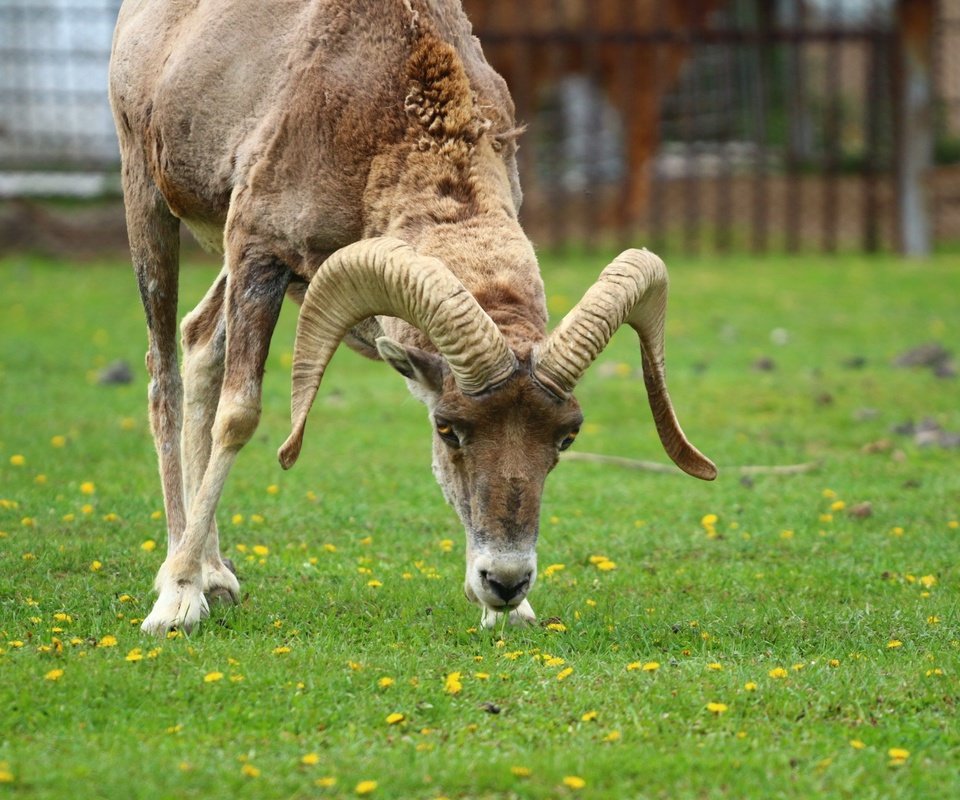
top-left (142, 247), bottom-right (289, 635)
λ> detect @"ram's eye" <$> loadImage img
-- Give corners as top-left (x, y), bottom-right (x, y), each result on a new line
top-left (559, 427), bottom-right (580, 451)
top-left (435, 421), bottom-right (460, 448)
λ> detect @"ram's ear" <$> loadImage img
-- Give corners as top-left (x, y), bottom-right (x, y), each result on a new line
top-left (376, 337), bottom-right (446, 394)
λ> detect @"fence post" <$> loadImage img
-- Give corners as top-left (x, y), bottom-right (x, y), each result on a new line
top-left (895, 0), bottom-right (935, 256)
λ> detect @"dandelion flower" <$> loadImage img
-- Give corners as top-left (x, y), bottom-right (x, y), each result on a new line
top-left (706, 702), bottom-right (728, 714)
top-left (367, 580), bottom-right (382, 588)
top-left (542, 563), bottom-right (565, 578)
top-left (241, 764), bottom-right (260, 778)
top-left (0, 763), bottom-right (13, 783)
top-left (510, 766), bottom-right (531, 778)
top-left (596, 560), bottom-right (617, 571)
top-left (301, 753), bottom-right (320, 766)
top-left (90, 561), bottom-right (102, 572)
top-left (125, 648), bottom-right (143, 662)
top-left (888, 748), bottom-right (909, 760)
top-left (556, 667), bottom-right (574, 681)
top-left (744, 681), bottom-right (757, 691)
top-left (850, 740), bottom-right (866, 750)
top-left (98, 635), bottom-right (117, 648)
top-left (266, 484), bottom-right (279, 495)
top-left (34, 474), bottom-right (47, 485)
top-left (887, 640), bottom-right (903, 649)
top-left (378, 677), bottom-right (395, 688)
top-left (355, 780), bottom-right (378, 795)
top-left (642, 661), bottom-right (660, 672)
top-left (581, 710), bottom-right (598, 722)
top-left (81, 504), bottom-right (94, 515)
top-left (80, 481), bottom-right (95, 495)
top-left (51, 435), bottom-right (66, 448)
top-left (204, 671), bottom-right (224, 683)
top-left (10, 455), bottom-right (25, 466)
top-left (44, 668), bottom-right (64, 681)
top-left (768, 667), bottom-right (788, 679)
top-left (315, 776), bottom-right (336, 787)
top-left (252, 545), bottom-right (269, 557)
top-left (919, 575), bottom-right (937, 588)
top-left (562, 776), bottom-right (586, 790)
top-left (273, 646), bottom-right (292, 655)
top-left (385, 712), bottom-right (404, 725)
top-left (707, 662), bottom-right (723, 671)
top-left (602, 730), bottom-right (621, 743)
top-left (444, 672), bottom-right (463, 694)
top-left (546, 622), bottom-right (566, 632)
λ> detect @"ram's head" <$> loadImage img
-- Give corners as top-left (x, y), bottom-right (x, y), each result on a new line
top-left (279, 237), bottom-right (715, 627)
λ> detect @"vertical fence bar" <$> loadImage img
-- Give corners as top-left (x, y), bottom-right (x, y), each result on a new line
top-left (863, 11), bottom-right (883, 253)
top-left (822, 17), bottom-right (841, 253)
top-left (682, 1), bottom-right (702, 256)
top-left (784, 0), bottom-right (806, 253)
top-left (648, 0), bottom-right (666, 252)
top-left (751, 0), bottom-right (770, 254)
top-left (715, 4), bottom-right (735, 255)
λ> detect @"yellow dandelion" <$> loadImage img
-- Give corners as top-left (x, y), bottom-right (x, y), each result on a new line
top-left (315, 776), bottom-right (336, 788)
top-left (595, 559), bottom-right (617, 571)
top-left (98, 635), bottom-right (117, 648)
top-left (562, 776), bottom-right (586, 790)
top-left (919, 574), bottom-right (937, 588)
top-left (273, 646), bottom-right (292, 655)
top-left (744, 681), bottom-right (758, 691)
top-left (378, 677), bottom-right (395, 688)
top-left (887, 640), bottom-right (903, 649)
top-left (80, 481), bottom-right (95, 495)
top-left (51, 435), bottom-right (66, 448)
top-left (301, 753), bottom-right (320, 766)
top-left (62, 513), bottom-right (75, 522)
top-left (474, 672), bottom-right (490, 680)
top-left (546, 622), bottom-right (567, 632)
top-left (701, 513), bottom-right (718, 526)
top-left (90, 560), bottom-right (103, 572)
top-left (44, 668), bottom-right (64, 681)
top-left (125, 648), bottom-right (143, 662)
top-left (927, 615), bottom-right (940, 625)
top-left (829, 500), bottom-right (846, 512)
top-left (204, 671), bottom-right (224, 683)
top-left (355, 780), bottom-right (378, 795)
top-left (510, 766), bottom-right (531, 778)
top-left (640, 661), bottom-right (660, 672)
top-left (385, 712), bottom-right (405, 725)
top-left (10, 454), bottom-right (25, 466)
top-left (850, 739), bottom-right (866, 750)
top-left (266, 484), bottom-right (279, 495)
top-left (444, 671), bottom-right (463, 694)
top-left (792, 663), bottom-right (805, 671)
top-left (780, 529), bottom-right (794, 540)
top-left (252, 545), bottom-right (269, 556)
top-left (556, 667), bottom-right (574, 681)
top-left (581, 710), bottom-right (598, 722)
top-left (626, 661), bottom-right (642, 671)
top-left (602, 730), bottom-right (621, 742)
top-left (543, 563), bottom-right (565, 578)
top-left (34, 474), bottom-right (47, 485)
top-left (708, 662), bottom-right (723, 671)
top-left (0, 763), bottom-right (14, 783)
top-left (367, 579), bottom-right (382, 588)
top-left (829, 659), bottom-right (841, 667)
top-left (241, 764), bottom-right (260, 778)
top-left (948, 520), bottom-right (959, 529)
top-left (706, 702), bottom-right (728, 714)
top-left (768, 667), bottom-right (788, 679)
top-left (438, 538), bottom-right (453, 552)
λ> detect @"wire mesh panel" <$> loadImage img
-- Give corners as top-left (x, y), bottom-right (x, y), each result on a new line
top-left (466, 0), bottom-right (912, 253)
top-left (0, 0), bottom-right (121, 170)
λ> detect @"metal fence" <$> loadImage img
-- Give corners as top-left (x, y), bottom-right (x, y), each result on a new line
top-left (1, 0), bottom-right (957, 254)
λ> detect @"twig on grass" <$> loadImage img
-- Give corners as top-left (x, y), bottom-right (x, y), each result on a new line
top-left (562, 451), bottom-right (820, 476)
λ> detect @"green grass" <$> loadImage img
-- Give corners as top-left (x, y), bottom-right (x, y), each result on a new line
top-left (1, 249), bottom-right (958, 799)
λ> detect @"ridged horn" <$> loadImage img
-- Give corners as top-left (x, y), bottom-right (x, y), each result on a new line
top-left (279, 237), bottom-right (516, 469)
top-left (533, 248), bottom-right (716, 481)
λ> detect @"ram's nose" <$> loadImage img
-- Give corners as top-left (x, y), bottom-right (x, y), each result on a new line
top-left (470, 554), bottom-right (536, 610)
top-left (480, 568), bottom-right (531, 605)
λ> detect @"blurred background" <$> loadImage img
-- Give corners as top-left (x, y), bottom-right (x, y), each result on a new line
top-left (0, 0), bottom-right (957, 257)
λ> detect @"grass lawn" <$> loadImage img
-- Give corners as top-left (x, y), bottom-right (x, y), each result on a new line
top-left (0, 247), bottom-right (957, 799)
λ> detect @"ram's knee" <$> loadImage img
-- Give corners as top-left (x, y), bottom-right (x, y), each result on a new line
top-left (212, 399), bottom-right (261, 450)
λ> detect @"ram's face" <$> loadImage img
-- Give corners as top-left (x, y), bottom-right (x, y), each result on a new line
top-left (376, 339), bottom-right (582, 621)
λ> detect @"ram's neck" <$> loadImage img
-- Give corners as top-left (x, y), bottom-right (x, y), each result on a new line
top-left (364, 143), bottom-right (547, 354)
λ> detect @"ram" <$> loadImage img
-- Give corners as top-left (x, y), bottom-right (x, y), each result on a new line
top-left (109, 0), bottom-right (716, 635)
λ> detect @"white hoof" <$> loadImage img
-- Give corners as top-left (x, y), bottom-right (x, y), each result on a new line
top-left (202, 560), bottom-right (241, 606)
top-left (141, 577), bottom-right (209, 635)
top-left (480, 599), bottom-right (537, 629)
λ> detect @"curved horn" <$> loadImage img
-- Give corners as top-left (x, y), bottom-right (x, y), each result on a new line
top-left (533, 248), bottom-right (716, 481)
top-left (279, 237), bottom-right (516, 468)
